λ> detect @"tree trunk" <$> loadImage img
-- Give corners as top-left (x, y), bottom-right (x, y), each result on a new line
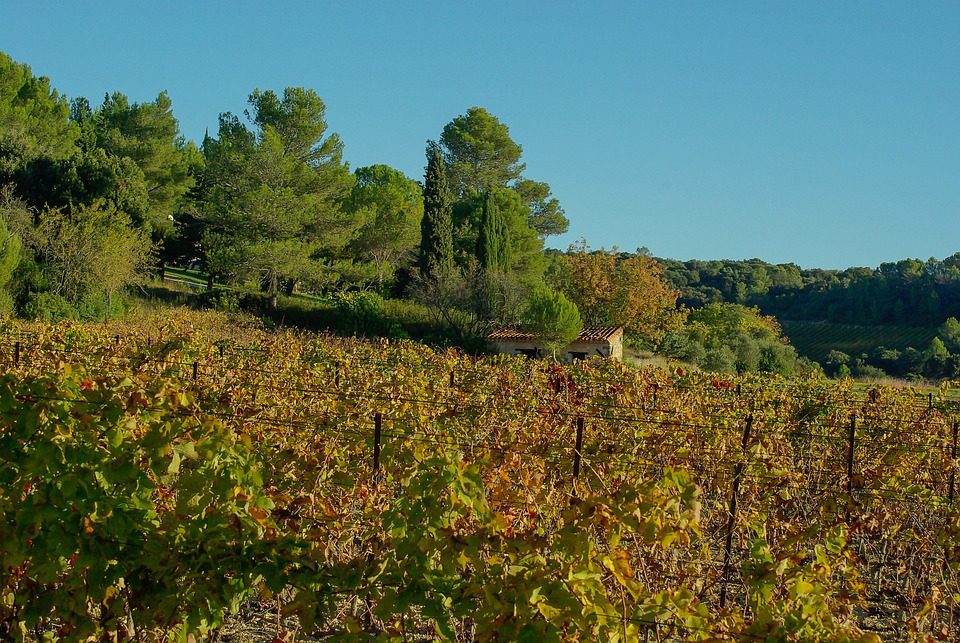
top-left (284, 279), bottom-right (297, 296)
top-left (206, 273), bottom-right (214, 291)
top-left (268, 272), bottom-right (279, 309)
top-left (159, 260), bottom-right (166, 282)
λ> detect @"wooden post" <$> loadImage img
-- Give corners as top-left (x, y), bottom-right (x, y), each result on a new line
top-left (736, 383), bottom-right (741, 397)
top-left (147, 335), bottom-right (152, 348)
top-left (218, 344), bottom-right (224, 359)
top-left (14, 341), bottom-right (20, 366)
top-left (652, 383), bottom-right (659, 409)
top-left (192, 361), bottom-right (199, 381)
top-left (334, 363), bottom-right (340, 389)
top-left (573, 416), bottom-right (585, 480)
top-left (846, 413), bottom-right (856, 524)
top-left (449, 370), bottom-right (455, 388)
top-left (929, 392), bottom-right (934, 410)
top-left (950, 421), bottom-right (958, 505)
top-left (719, 414), bottom-right (753, 609)
top-left (373, 413), bottom-right (382, 483)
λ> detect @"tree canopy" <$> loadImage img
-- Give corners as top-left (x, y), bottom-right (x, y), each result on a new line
top-left (551, 242), bottom-right (686, 347)
top-left (345, 164), bottom-right (423, 290)
top-left (418, 144), bottom-right (454, 279)
top-left (526, 287), bottom-right (582, 358)
top-left (438, 106), bottom-right (567, 239)
top-left (200, 87), bottom-right (354, 306)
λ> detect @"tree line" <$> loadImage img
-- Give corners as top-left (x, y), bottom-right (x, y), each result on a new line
top-left (659, 256), bottom-right (960, 379)
top-left (660, 256), bottom-right (960, 328)
top-left (0, 50), bottom-right (692, 359)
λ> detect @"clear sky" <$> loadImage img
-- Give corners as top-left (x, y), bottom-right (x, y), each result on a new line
top-left (2, 1), bottom-right (958, 269)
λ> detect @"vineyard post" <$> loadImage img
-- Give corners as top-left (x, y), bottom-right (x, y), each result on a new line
top-left (218, 344), bottom-right (224, 359)
top-left (950, 420), bottom-right (958, 505)
top-left (736, 383), bottom-right (741, 397)
top-left (719, 414), bottom-right (753, 609)
top-left (929, 392), bottom-right (934, 410)
top-left (334, 363), bottom-right (340, 388)
top-left (192, 361), bottom-right (199, 381)
top-left (652, 383), bottom-right (659, 409)
top-left (147, 335), bottom-right (152, 348)
top-left (14, 341), bottom-right (20, 365)
top-left (846, 413), bottom-right (856, 523)
top-left (449, 370), bottom-right (455, 388)
top-left (573, 416), bottom-right (585, 481)
top-left (373, 412), bottom-right (382, 483)
top-left (367, 413), bottom-right (382, 633)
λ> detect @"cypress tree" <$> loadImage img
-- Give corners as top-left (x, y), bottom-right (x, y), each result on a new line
top-left (476, 191), bottom-right (510, 272)
top-left (419, 144), bottom-right (454, 277)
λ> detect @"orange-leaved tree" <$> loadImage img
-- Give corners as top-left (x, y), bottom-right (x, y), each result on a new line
top-left (553, 241), bottom-right (686, 347)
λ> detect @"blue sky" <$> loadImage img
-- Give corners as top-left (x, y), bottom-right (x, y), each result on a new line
top-left (2, 1), bottom-right (958, 268)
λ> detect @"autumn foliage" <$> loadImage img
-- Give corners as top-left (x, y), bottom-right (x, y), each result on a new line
top-left (553, 242), bottom-right (686, 346)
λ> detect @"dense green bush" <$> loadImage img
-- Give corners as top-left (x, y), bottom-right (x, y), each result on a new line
top-left (22, 291), bottom-right (78, 322)
top-left (661, 303), bottom-right (798, 376)
top-left (76, 291), bottom-right (126, 321)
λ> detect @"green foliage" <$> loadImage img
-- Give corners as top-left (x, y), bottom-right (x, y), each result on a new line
top-left (0, 51), bottom-right (78, 172)
top-left (438, 107), bottom-right (567, 239)
top-left (29, 202), bottom-right (154, 305)
top-left (937, 316), bottom-right (960, 352)
top-left (525, 287), bottom-right (582, 357)
top-left (345, 164), bottom-right (423, 290)
top-left (663, 303), bottom-right (797, 376)
top-left (513, 178), bottom-right (568, 238)
top-left (439, 106), bottom-right (525, 197)
top-left (452, 187), bottom-right (545, 284)
top-left (0, 368), bottom-right (290, 637)
top-left (21, 291), bottom-right (77, 321)
top-left (0, 214), bottom-right (21, 303)
top-left (418, 145), bottom-right (455, 279)
top-left (78, 91), bottom-right (195, 239)
top-left (201, 88), bottom-right (355, 305)
top-left (75, 290), bottom-right (126, 321)
top-left (476, 190), bottom-right (509, 272)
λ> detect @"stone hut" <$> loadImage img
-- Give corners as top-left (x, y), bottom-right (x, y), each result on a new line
top-left (487, 326), bottom-right (624, 362)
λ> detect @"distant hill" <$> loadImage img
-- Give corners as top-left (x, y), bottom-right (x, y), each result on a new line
top-left (657, 254), bottom-right (960, 328)
top-left (655, 256), bottom-right (960, 378)
top-left (780, 320), bottom-right (936, 363)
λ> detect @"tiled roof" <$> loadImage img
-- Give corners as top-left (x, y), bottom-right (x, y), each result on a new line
top-left (488, 325), bottom-right (623, 343)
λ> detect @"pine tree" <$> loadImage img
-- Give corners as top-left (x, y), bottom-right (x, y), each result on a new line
top-left (419, 144), bottom-right (453, 277)
top-left (476, 191), bottom-right (510, 272)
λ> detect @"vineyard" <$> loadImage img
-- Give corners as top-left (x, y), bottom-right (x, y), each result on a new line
top-left (2, 310), bottom-right (960, 641)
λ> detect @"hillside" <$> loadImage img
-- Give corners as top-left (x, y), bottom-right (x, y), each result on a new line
top-left (781, 320), bottom-right (937, 363)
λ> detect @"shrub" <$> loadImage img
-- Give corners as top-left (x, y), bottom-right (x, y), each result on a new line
top-left (76, 291), bottom-right (126, 321)
top-left (22, 291), bottom-right (77, 321)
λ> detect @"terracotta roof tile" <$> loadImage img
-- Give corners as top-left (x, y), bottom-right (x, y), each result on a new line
top-left (487, 326), bottom-right (623, 343)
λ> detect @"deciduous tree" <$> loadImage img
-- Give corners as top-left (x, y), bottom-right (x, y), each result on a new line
top-left (553, 242), bottom-right (685, 346)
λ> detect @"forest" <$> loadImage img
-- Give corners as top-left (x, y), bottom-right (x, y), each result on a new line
top-left (659, 257), bottom-right (960, 379)
top-left (1, 49), bottom-right (958, 381)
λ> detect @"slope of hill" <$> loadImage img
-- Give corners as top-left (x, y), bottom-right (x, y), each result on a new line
top-left (781, 320), bottom-right (937, 363)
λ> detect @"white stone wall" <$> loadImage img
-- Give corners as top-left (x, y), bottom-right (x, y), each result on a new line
top-left (493, 339), bottom-right (622, 361)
